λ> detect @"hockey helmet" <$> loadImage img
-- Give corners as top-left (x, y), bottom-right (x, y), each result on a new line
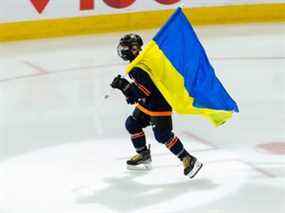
top-left (117, 33), bottom-right (143, 61)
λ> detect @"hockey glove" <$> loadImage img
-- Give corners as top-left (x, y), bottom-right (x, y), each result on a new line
top-left (111, 75), bottom-right (130, 92)
top-left (111, 75), bottom-right (144, 105)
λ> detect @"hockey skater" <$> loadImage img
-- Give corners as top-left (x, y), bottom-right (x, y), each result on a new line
top-left (111, 34), bottom-right (203, 178)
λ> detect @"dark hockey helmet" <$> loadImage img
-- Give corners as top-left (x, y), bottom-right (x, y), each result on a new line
top-left (117, 33), bottom-right (143, 61)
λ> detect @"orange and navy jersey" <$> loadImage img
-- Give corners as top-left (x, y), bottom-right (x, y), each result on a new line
top-left (128, 67), bottom-right (172, 116)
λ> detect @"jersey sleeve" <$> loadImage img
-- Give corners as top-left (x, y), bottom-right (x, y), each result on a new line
top-left (128, 67), bottom-right (156, 98)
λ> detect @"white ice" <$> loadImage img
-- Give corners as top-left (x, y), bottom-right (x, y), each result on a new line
top-left (0, 23), bottom-right (285, 213)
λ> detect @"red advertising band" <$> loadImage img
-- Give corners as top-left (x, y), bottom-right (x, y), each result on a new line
top-left (82, 0), bottom-right (181, 10)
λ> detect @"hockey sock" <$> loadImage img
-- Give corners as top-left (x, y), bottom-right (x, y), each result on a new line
top-left (165, 136), bottom-right (189, 160)
top-left (131, 131), bottom-right (147, 153)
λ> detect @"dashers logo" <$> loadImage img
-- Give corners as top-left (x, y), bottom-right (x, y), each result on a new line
top-left (30, 0), bottom-right (181, 14)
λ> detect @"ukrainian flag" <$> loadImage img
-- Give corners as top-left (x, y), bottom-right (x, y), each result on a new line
top-left (126, 7), bottom-right (239, 126)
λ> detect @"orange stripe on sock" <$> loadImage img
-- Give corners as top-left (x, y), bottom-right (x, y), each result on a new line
top-left (131, 132), bottom-right (145, 139)
top-left (166, 137), bottom-right (178, 149)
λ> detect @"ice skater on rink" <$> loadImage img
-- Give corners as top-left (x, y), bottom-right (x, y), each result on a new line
top-left (111, 33), bottom-right (203, 178)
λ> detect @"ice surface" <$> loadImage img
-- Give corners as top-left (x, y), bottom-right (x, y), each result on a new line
top-left (0, 23), bottom-right (284, 213)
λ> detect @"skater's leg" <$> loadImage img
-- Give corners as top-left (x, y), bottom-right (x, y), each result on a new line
top-left (151, 116), bottom-right (203, 178)
top-left (151, 116), bottom-right (189, 159)
top-left (125, 109), bottom-right (150, 153)
top-left (125, 109), bottom-right (152, 169)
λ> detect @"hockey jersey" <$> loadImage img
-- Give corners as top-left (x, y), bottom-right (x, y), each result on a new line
top-left (128, 67), bottom-right (172, 116)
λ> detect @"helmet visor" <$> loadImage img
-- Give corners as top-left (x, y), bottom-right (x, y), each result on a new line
top-left (117, 44), bottom-right (132, 61)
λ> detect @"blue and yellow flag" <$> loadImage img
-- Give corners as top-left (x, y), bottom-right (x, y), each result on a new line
top-left (126, 7), bottom-right (239, 126)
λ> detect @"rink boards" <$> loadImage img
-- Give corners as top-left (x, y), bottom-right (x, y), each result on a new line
top-left (0, 3), bottom-right (285, 42)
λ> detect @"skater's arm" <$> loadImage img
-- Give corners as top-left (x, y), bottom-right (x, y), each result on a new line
top-left (110, 67), bottom-right (157, 104)
top-left (128, 67), bottom-right (156, 98)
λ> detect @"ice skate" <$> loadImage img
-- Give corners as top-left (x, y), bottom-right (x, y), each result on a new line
top-left (182, 155), bottom-right (203, 178)
top-left (126, 146), bottom-right (152, 170)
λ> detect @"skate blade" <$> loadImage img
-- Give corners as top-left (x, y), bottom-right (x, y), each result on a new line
top-left (127, 163), bottom-right (152, 171)
top-left (187, 161), bottom-right (203, 179)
